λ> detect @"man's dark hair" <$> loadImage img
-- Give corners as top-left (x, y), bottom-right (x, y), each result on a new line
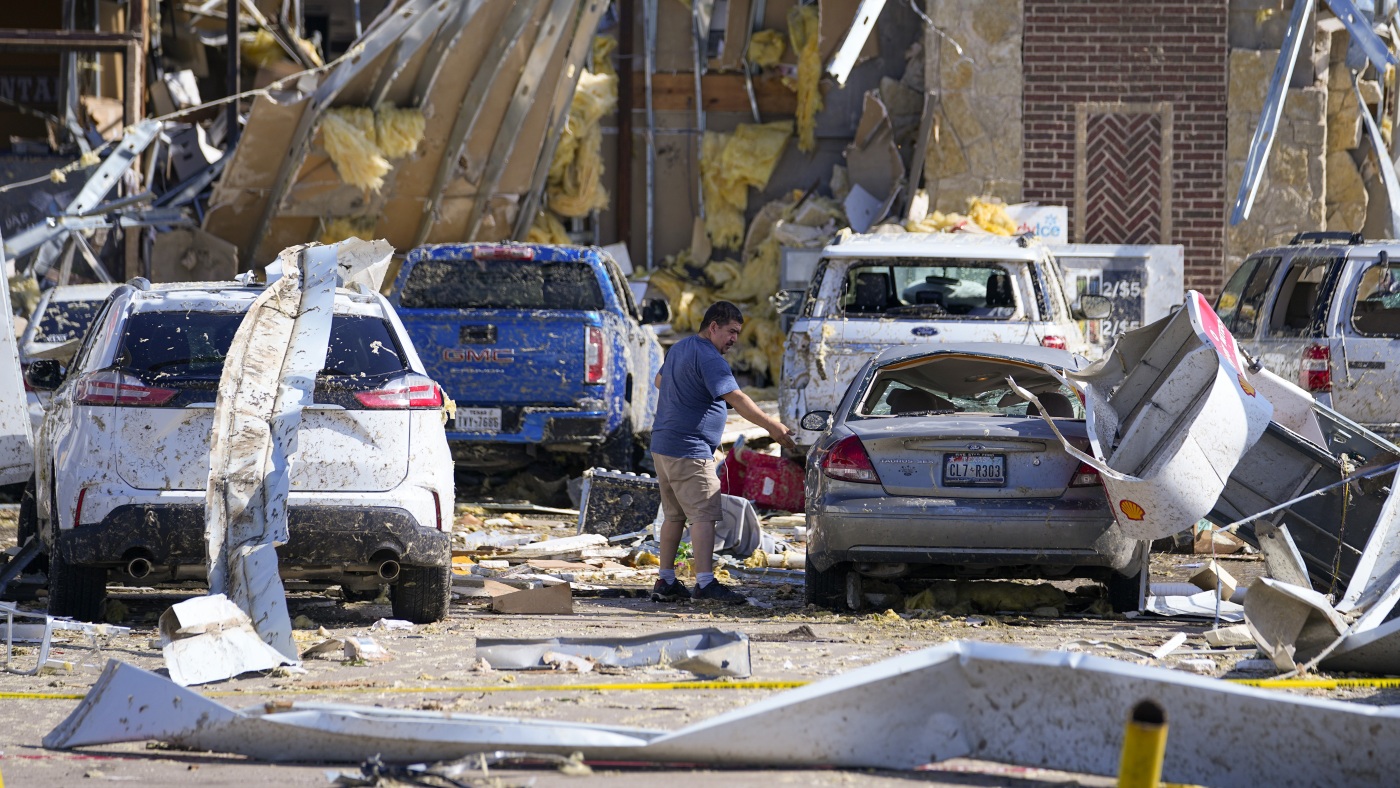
top-left (701, 300), bottom-right (744, 330)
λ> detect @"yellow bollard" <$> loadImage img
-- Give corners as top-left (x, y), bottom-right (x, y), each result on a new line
top-left (1118, 699), bottom-right (1168, 788)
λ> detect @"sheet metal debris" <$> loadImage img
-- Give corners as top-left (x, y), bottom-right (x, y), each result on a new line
top-left (44, 641), bottom-right (1400, 785)
top-left (476, 628), bottom-right (751, 678)
top-left (205, 238), bottom-right (394, 660)
top-left (159, 594), bottom-right (296, 686)
top-left (1, 602), bottom-right (129, 677)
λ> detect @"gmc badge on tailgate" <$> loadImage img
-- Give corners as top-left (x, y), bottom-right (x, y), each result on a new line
top-left (444, 348), bottom-right (515, 363)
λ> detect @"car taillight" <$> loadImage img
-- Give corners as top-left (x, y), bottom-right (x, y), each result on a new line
top-left (821, 435), bottom-right (881, 484)
top-left (74, 487), bottom-right (87, 527)
top-left (472, 245), bottom-right (535, 261)
top-left (1070, 461), bottom-right (1101, 487)
top-left (585, 326), bottom-right (606, 384)
top-left (1301, 343), bottom-right (1332, 392)
top-left (353, 374), bottom-right (444, 409)
top-left (75, 370), bottom-right (177, 406)
top-left (432, 490), bottom-right (443, 531)
top-left (1041, 335), bottom-right (1068, 350)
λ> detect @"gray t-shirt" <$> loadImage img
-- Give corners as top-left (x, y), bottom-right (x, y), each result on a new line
top-left (649, 334), bottom-right (739, 459)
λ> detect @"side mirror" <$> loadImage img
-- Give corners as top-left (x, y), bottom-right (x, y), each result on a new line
top-left (640, 298), bottom-right (671, 325)
top-left (25, 359), bottom-right (63, 391)
top-left (800, 410), bottom-right (833, 431)
top-left (772, 289), bottom-right (804, 314)
top-left (1073, 294), bottom-right (1113, 320)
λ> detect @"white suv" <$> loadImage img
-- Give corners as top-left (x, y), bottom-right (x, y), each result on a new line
top-left (779, 232), bottom-right (1110, 447)
top-left (22, 279), bottom-right (454, 623)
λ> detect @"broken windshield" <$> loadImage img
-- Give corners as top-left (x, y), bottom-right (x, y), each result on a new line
top-left (856, 354), bottom-right (1081, 418)
top-left (839, 260), bottom-right (1025, 319)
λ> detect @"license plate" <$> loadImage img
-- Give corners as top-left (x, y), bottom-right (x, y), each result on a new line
top-left (455, 407), bottom-right (501, 433)
top-left (942, 453), bottom-right (1005, 487)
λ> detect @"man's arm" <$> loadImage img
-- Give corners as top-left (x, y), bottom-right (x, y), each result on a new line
top-left (721, 389), bottom-right (797, 449)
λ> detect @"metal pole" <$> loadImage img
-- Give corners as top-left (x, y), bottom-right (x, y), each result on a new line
top-left (353, 0), bottom-right (362, 38)
top-left (617, 0), bottom-right (634, 253)
top-left (690, 0), bottom-right (706, 221)
top-left (226, 0), bottom-right (241, 149)
top-left (643, 0), bottom-right (657, 270)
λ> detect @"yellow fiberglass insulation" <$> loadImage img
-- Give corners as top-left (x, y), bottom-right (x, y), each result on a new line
top-left (701, 131), bottom-right (747, 249)
top-left (527, 210), bottom-right (572, 244)
top-left (787, 5), bottom-right (822, 153)
top-left (701, 121), bottom-right (793, 249)
top-left (967, 198), bottom-right (1018, 236)
top-left (374, 104), bottom-right (426, 159)
top-left (332, 106), bottom-right (377, 145)
top-left (547, 70), bottom-right (618, 218)
top-left (650, 266), bottom-right (712, 333)
top-left (240, 29), bottom-right (284, 69)
top-left (319, 112), bottom-right (391, 193)
top-left (318, 216), bottom-right (377, 245)
top-left (592, 35), bottom-right (618, 78)
top-left (746, 29), bottom-right (786, 68)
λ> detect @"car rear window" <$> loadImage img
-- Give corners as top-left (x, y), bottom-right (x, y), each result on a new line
top-left (857, 356), bottom-right (1081, 418)
top-left (400, 259), bottom-right (606, 310)
top-left (33, 299), bottom-right (103, 344)
top-left (117, 312), bottom-right (409, 381)
top-left (839, 261), bottom-right (1024, 318)
top-left (1351, 262), bottom-right (1400, 336)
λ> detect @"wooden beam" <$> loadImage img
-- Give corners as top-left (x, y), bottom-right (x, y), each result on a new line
top-left (633, 72), bottom-right (797, 115)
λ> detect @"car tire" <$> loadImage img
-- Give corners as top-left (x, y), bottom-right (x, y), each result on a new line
top-left (590, 416), bottom-right (635, 472)
top-left (341, 585), bottom-right (384, 603)
top-left (48, 548), bottom-right (107, 622)
top-left (1106, 569), bottom-right (1144, 614)
top-left (805, 547), bottom-right (850, 610)
top-left (391, 565), bottom-right (451, 623)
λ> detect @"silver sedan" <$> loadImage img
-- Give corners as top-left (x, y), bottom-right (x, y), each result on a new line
top-left (802, 343), bottom-right (1147, 612)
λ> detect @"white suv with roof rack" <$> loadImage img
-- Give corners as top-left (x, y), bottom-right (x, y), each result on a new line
top-left (22, 278), bottom-right (454, 623)
top-left (778, 232), bottom-right (1111, 448)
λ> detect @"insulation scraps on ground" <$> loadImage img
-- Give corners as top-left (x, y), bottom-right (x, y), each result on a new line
top-left (547, 69), bottom-right (618, 218)
top-left (700, 121), bottom-right (794, 248)
top-left (651, 190), bottom-right (846, 381)
top-left (905, 197), bottom-right (1019, 236)
top-left (747, 29), bottom-right (786, 67)
top-left (787, 5), bottom-right (823, 153)
top-left (318, 105), bottom-right (427, 193)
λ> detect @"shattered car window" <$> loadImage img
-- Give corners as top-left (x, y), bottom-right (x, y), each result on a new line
top-left (400, 260), bottom-right (606, 311)
top-left (838, 260), bottom-right (1023, 319)
top-left (33, 299), bottom-right (103, 344)
top-left (118, 312), bottom-right (408, 381)
top-left (1352, 263), bottom-right (1400, 337)
top-left (856, 355), bottom-right (1082, 419)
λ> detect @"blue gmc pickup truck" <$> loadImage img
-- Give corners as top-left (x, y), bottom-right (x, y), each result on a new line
top-left (387, 243), bottom-right (668, 471)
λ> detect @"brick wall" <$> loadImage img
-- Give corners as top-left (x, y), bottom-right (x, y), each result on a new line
top-left (1023, 1), bottom-right (1228, 294)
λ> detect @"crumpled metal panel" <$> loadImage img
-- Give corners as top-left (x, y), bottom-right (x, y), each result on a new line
top-left (1012, 292), bottom-right (1272, 541)
top-left (44, 642), bottom-right (1400, 785)
top-left (205, 239), bottom-right (394, 660)
top-left (476, 628), bottom-right (751, 677)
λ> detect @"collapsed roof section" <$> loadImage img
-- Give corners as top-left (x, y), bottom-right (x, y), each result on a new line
top-left (203, 0), bottom-right (608, 267)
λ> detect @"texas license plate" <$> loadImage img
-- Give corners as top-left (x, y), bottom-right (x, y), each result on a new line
top-left (942, 453), bottom-right (1005, 487)
top-left (455, 407), bottom-right (502, 433)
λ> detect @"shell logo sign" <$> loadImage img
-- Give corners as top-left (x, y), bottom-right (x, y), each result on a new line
top-left (1119, 500), bottom-right (1146, 521)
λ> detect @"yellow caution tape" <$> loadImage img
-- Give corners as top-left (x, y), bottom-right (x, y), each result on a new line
top-left (1228, 677), bottom-right (1400, 689)
top-left (0, 679), bottom-right (809, 702)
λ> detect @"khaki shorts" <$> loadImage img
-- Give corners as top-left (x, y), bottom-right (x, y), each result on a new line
top-left (653, 453), bottom-right (722, 525)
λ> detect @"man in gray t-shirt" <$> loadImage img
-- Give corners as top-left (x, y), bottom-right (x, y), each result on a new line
top-left (649, 301), bottom-right (795, 604)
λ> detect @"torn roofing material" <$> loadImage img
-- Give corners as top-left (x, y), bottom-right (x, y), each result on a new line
top-left (44, 641), bottom-right (1400, 786)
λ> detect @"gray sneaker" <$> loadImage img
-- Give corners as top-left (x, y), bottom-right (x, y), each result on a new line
top-left (693, 580), bottom-right (747, 604)
top-left (650, 578), bottom-right (692, 602)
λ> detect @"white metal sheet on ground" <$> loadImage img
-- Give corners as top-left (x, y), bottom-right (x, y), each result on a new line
top-left (45, 642), bottom-right (1400, 786)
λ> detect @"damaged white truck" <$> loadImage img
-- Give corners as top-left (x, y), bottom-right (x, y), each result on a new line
top-left (22, 271), bottom-right (455, 624)
top-left (778, 232), bottom-right (1112, 448)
